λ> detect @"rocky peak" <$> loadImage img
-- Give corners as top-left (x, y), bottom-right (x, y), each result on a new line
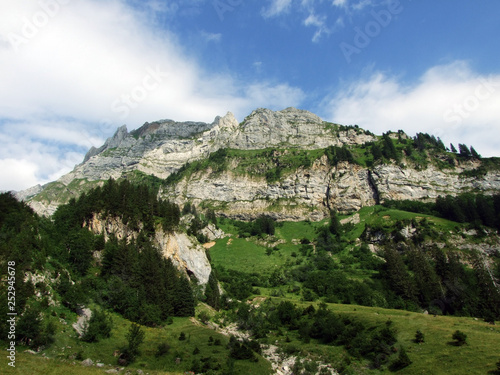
top-left (83, 125), bottom-right (129, 163)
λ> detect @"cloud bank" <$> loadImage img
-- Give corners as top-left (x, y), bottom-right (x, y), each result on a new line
top-left (0, 0), bottom-right (304, 191)
top-left (323, 61), bottom-right (500, 157)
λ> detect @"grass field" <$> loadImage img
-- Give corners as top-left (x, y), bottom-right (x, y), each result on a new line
top-left (259, 297), bottom-right (500, 375)
top-left (2, 306), bottom-right (272, 375)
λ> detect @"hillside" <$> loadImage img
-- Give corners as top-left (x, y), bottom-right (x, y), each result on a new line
top-left (3, 107), bottom-right (500, 375)
top-left (18, 108), bottom-right (500, 218)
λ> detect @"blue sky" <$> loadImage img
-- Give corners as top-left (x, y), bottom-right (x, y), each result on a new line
top-left (1, 0), bottom-right (499, 191)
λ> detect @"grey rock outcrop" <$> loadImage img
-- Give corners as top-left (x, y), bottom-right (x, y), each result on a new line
top-left (84, 214), bottom-right (212, 284)
top-left (18, 107), bottom-right (500, 220)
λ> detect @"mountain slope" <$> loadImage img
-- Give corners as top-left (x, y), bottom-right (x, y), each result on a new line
top-left (19, 107), bottom-right (500, 220)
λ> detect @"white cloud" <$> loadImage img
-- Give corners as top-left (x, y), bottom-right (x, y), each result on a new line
top-left (262, 0), bottom-right (293, 18)
top-left (332, 0), bottom-right (348, 8)
top-left (322, 61), bottom-right (500, 157)
top-left (0, 0), bottom-right (304, 191)
top-left (0, 121), bottom-right (86, 191)
top-left (201, 31), bottom-right (222, 42)
top-left (304, 12), bottom-right (331, 42)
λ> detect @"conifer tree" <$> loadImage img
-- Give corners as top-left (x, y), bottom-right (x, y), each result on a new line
top-left (470, 146), bottom-right (481, 159)
top-left (458, 143), bottom-right (471, 157)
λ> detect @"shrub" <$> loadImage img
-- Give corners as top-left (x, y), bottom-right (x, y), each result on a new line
top-left (452, 330), bottom-right (467, 346)
top-left (389, 347), bottom-right (412, 371)
top-left (155, 342), bottom-right (170, 358)
top-left (81, 308), bottom-right (113, 343)
top-left (414, 330), bottom-right (425, 344)
top-left (120, 323), bottom-right (145, 364)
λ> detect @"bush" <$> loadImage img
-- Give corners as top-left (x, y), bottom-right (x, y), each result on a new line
top-left (120, 323), bottom-right (145, 364)
top-left (155, 342), bottom-right (170, 358)
top-left (414, 330), bottom-right (425, 344)
top-left (452, 330), bottom-right (467, 346)
top-left (81, 308), bottom-right (113, 343)
top-left (389, 347), bottom-right (412, 371)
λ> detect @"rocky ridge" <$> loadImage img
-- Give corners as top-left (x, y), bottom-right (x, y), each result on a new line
top-left (20, 107), bottom-right (500, 220)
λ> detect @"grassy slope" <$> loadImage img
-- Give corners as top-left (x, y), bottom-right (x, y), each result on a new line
top-left (209, 211), bottom-right (500, 374)
top-left (3, 307), bottom-right (271, 375)
top-left (262, 298), bottom-right (500, 375)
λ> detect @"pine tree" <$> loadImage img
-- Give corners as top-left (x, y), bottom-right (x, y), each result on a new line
top-left (470, 146), bottom-right (481, 159)
top-left (328, 209), bottom-right (342, 237)
top-left (173, 276), bottom-right (195, 317)
top-left (450, 143), bottom-right (458, 153)
top-left (414, 330), bottom-right (425, 343)
top-left (458, 143), bottom-right (471, 157)
top-left (408, 249), bottom-right (442, 307)
top-left (382, 246), bottom-right (416, 302)
top-left (205, 271), bottom-right (221, 310)
top-left (121, 323), bottom-right (145, 363)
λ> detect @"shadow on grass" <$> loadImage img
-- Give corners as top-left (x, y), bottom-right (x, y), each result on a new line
top-left (446, 341), bottom-right (466, 347)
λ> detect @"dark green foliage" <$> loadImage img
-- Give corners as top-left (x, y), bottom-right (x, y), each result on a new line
top-left (228, 336), bottom-right (257, 360)
top-left (435, 194), bottom-right (500, 230)
top-left (16, 305), bottom-right (56, 348)
top-left (242, 302), bottom-right (402, 368)
top-left (57, 272), bottom-right (87, 311)
top-left (173, 276), bottom-right (196, 317)
top-left (205, 271), bottom-right (221, 310)
top-left (100, 234), bottom-right (195, 324)
top-left (234, 215), bottom-right (276, 237)
top-left (470, 146), bottom-right (481, 159)
top-left (324, 145), bottom-right (354, 165)
top-left (414, 330), bottom-right (425, 344)
top-left (450, 143), bottom-right (458, 153)
top-left (458, 144), bottom-right (471, 158)
top-left (471, 253), bottom-right (500, 320)
top-left (381, 247), bottom-right (416, 302)
top-left (385, 193), bottom-right (500, 231)
top-left (81, 308), bottom-right (113, 342)
top-left (206, 208), bottom-right (218, 226)
top-left (328, 210), bottom-right (342, 237)
top-left (413, 133), bottom-right (446, 152)
top-left (451, 330), bottom-right (467, 346)
top-left (121, 323), bottom-right (145, 364)
top-left (371, 143), bottom-right (383, 161)
top-left (408, 250), bottom-right (442, 307)
top-left (179, 331), bottom-right (186, 341)
top-left (216, 267), bottom-right (258, 300)
top-left (382, 133), bottom-right (400, 161)
top-left (54, 178), bottom-right (180, 234)
top-left (389, 347), bottom-right (412, 371)
top-left (155, 342), bottom-right (170, 358)
top-left (382, 200), bottom-right (437, 216)
top-left (494, 359), bottom-right (500, 375)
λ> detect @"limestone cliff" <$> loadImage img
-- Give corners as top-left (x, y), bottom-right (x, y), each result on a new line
top-left (84, 214), bottom-right (212, 285)
top-left (162, 156), bottom-right (500, 221)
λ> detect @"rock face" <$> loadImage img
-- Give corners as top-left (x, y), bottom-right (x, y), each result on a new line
top-left (163, 156), bottom-right (500, 220)
top-left (85, 214), bottom-right (212, 285)
top-left (20, 107), bottom-right (500, 220)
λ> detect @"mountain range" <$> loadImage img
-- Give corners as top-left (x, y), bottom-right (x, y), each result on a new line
top-left (18, 107), bottom-right (500, 220)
